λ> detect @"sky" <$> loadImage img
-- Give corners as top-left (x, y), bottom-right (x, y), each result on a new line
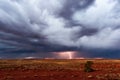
top-left (0, 0), bottom-right (120, 59)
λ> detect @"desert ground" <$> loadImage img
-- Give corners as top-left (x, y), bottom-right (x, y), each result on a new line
top-left (0, 59), bottom-right (120, 80)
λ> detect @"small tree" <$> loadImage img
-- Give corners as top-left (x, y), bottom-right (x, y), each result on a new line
top-left (84, 61), bottom-right (94, 72)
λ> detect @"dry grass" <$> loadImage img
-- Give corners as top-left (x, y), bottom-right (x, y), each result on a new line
top-left (0, 59), bottom-right (120, 80)
top-left (0, 59), bottom-right (119, 71)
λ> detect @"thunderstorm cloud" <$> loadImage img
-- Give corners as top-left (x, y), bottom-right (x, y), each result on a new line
top-left (0, 0), bottom-right (120, 58)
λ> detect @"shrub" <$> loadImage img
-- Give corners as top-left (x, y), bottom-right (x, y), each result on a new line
top-left (84, 61), bottom-right (94, 72)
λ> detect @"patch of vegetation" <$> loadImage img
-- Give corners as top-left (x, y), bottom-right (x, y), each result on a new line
top-left (84, 61), bottom-right (94, 72)
top-left (96, 73), bottom-right (120, 80)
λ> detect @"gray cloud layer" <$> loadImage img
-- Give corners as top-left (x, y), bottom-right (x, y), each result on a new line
top-left (0, 0), bottom-right (120, 58)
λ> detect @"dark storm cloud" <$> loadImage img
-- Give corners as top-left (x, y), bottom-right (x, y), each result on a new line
top-left (59, 0), bottom-right (95, 20)
top-left (77, 48), bottom-right (120, 59)
top-left (0, 0), bottom-right (120, 58)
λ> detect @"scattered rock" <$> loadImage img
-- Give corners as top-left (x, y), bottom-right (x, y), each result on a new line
top-left (88, 75), bottom-right (93, 79)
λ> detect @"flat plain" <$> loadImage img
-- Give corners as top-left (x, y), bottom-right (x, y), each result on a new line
top-left (0, 59), bottom-right (120, 80)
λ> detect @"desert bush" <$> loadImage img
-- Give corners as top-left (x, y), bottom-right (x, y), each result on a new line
top-left (84, 61), bottom-right (94, 72)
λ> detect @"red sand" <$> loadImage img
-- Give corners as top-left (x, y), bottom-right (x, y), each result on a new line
top-left (0, 59), bottom-right (120, 80)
